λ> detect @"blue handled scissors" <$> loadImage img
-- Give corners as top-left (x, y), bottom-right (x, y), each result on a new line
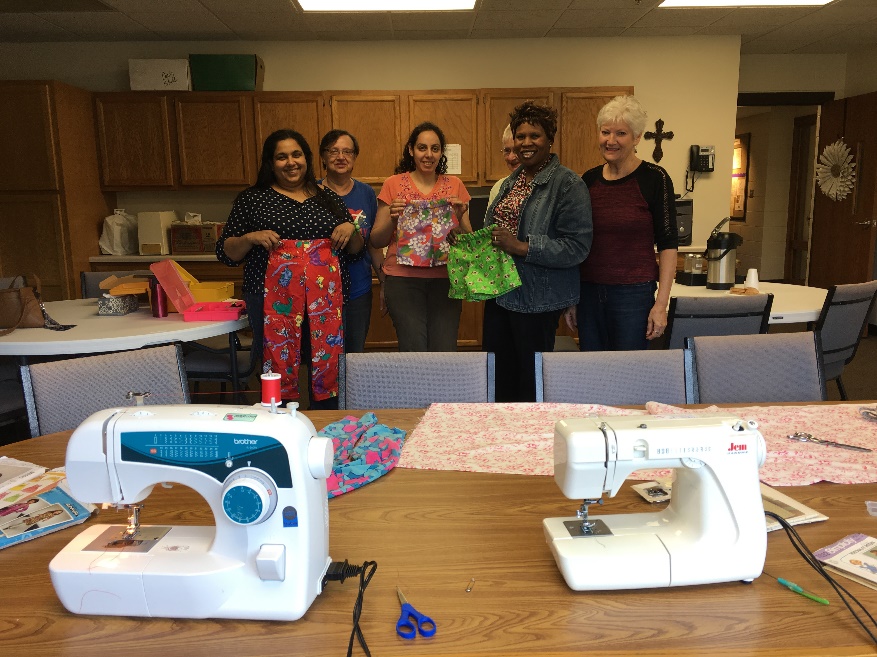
top-left (396, 587), bottom-right (436, 639)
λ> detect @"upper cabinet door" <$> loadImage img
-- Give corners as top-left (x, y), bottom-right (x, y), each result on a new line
top-left (253, 93), bottom-right (324, 177)
top-left (0, 82), bottom-right (59, 191)
top-left (560, 89), bottom-right (633, 176)
top-left (329, 95), bottom-right (402, 184)
top-left (408, 93), bottom-right (479, 184)
top-left (95, 93), bottom-right (176, 189)
top-left (481, 90), bottom-right (555, 184)
top-left (176, 94), bottom-right (255, 187)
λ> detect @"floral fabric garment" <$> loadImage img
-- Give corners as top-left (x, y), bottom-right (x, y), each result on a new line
top-left (320, 412), bottom-right (407, 497)
top-left (395, 199), bottom-right (454, 267)
top-left (448, 226), bottom-right (522, 301)
top-left (263, 239), bottom-right (343, 401)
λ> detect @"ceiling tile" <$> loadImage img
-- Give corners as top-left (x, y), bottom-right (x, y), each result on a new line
top-left (126, 9), bottom-right (236, 39)
top-left (547, 27), bottom-right (626, 37)
top-left (0, 13), bottom-right (75, 40)
top-left (556, 9), bottom-right (650, 29)
top-left (698, 23), bottom-right (772, 37)
top-left (390, 11), bottom-right (475, 31)
top-left (568, 0), bottom-right (662, 8)
top-left (791, 4), bottom-right (877, 26)
top-left (473, 10), bottom-right (564, 30)
top-left (302, 12), bottom-right (392, 31)
top-left (633, 7), bottom-right (733, 28)
top-left (707, 7), bottom-right (816, 28)
top-left (39, 11), bottom-right (158, 39)
top-left (479, 0), bottom-right (571, 10)
top-left (99, 0), bottom-right (205, 12)
top-left (621, 26), bottom-right (700, 36)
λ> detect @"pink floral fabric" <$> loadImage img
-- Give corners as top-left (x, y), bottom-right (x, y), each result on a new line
top-left (395, 199), bottom-right (453, 267)
top-left (398, 402), bottom-right (877, 486)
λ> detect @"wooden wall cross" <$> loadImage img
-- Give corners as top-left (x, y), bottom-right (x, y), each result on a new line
top-left (644, 118), bottom-right (674, 163)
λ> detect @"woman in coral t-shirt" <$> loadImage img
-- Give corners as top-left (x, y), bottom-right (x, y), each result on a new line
top-left (371, 122), bottom-right (472, 351)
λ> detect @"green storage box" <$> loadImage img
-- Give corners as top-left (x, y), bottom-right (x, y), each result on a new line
top-left (189, 54), bottom-right (264, 91)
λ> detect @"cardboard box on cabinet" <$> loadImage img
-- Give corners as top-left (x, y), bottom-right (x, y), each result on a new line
top-left (129, 59), bottom-right (191, 91)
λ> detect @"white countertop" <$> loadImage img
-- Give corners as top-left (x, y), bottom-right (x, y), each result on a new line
top-left (669, 281), bottom-right (827, 324)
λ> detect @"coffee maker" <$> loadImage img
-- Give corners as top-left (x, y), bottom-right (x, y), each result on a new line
top-left (705, 217), bottom-right (742, 290)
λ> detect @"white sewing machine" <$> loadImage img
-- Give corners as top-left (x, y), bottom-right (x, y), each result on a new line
top-left (49, 404), bottom-right (333, 621)
top-left (543, 415), bottom-right (767, 591)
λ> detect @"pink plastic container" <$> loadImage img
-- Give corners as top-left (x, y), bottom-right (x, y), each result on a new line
top-left (181, 301), bottom-right (246, 322)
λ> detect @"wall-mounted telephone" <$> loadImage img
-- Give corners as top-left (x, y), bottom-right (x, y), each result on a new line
top-left (689, 145), bottom-right (715, 172)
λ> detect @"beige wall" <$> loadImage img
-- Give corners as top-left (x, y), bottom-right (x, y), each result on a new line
top-left (1, 36), bottom-right (741, 247)
top-left (845, 48), bottom-right (877, 98)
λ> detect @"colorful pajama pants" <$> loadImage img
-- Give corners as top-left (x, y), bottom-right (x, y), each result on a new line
top-left (263, 239), bottom-right (344, 401)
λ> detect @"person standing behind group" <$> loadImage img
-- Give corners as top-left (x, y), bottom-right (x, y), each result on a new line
top-left (370, 122), bottom-right (472, 352)
top-left (488, 124), bottom-right (520, 204)
top-left (484, 101), bottom-right (593, 402)
top-left (565, 95), bottom-right (678, 351)
top-left (318, 129), bottom-right (383, 353)
top-left (216, 129), bottom-right (363, 409)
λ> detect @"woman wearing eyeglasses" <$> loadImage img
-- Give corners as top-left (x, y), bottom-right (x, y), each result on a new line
top-left (370, 121), bottom-right (472, 352)
top-left (318, 129), bottom-right (384, 353)
top-left (488, 124), bottom-right (520, 205)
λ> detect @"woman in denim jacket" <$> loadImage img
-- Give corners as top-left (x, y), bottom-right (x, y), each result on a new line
top-left (484, 102), bottom-right (593, 402)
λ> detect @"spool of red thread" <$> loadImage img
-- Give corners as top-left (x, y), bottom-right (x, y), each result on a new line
top-left (261, 372), bottom-right (282, 407)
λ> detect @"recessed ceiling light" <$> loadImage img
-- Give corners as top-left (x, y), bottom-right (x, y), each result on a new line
top-left (299, 0), bottom-right (476, 10)
top-left (659, 0), bottom-right (833, 6)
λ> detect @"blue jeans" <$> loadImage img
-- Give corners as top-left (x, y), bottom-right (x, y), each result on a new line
top-left (343, 290), bottom-right (373, 354)
top-left (577, 281), bottom-right (657, 351)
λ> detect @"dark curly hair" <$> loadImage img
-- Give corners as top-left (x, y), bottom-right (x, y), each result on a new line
top-left (254, 128), bottom-right (347, 222)
top-left (509, 101), bottom-right (558, 144)
top-left (395, 122), bottom-right (448, 175)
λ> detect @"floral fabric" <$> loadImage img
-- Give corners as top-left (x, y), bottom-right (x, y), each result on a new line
top-left (320, 412), bottom-right (407, 497)
top-left (395, 199), bottom-right (454, 267)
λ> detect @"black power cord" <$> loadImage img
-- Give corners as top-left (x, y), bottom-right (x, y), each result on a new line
top-left (765, 510), bottom-right (877, 644)
top-left (323, 559), bottom-right (378, 657)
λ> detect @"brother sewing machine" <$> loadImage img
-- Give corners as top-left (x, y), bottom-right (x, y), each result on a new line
top-left (543, 415), bottom-right (767, 591)
top-left (49, 404), bottom-right (333, 621)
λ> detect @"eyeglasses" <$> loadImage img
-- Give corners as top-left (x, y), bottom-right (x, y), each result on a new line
top-left (501, 148), bottom-right (514, 156)
top-left (325, 148), bottom-right (355, 157)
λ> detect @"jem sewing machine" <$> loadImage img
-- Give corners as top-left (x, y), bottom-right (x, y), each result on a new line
top-left (543, 415), bottom-right (767, 591)
top-left (49, 404), bottom-right (333, 621)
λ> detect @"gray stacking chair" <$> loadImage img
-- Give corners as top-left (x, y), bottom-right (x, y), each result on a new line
top-left (687, 332), bottom-right (825, 404)
top-left (664, 293), bottom-right (773, 350)
top-left (20, 344), bottom-right (189, 437)
top-left (534, 350), bottom-right (696, 405)
top-left (80, 270), bottom-right (152, 298)
top-left (814, 280), bottom-right (877, 400)
top-left (338, 352), bottom-right (495, 409)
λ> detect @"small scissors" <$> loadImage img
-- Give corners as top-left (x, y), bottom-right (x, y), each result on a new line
top-left (787, 431), bottom-right (872, 452)
top-left (396, 588), bottom-right (436, 640)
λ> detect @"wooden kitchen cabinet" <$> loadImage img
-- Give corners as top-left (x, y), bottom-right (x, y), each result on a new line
top-left (408, 92), bottom-right (480, 184)
top-left (328, 93), bottom-right (403, 184)
top-left (176, 93), bottom-right (255, 186)
top-left (94, 93), bottom-right (176, 189)
top-left (0, 81), bottom-right (114, 300)
top-left (253, 92), bottom-right (325, 167)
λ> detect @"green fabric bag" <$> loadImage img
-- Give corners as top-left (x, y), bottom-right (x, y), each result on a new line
top-left (448, 227), bottom-right (522, 301)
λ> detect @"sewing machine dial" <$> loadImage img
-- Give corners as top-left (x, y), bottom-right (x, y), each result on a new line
top-left (221, 469), bottom-right (278, 525)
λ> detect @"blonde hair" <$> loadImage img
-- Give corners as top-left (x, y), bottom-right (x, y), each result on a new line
top-left (502, 124), bottom-right (513, 143)
top-left (596, 95), bottom-right (648, 138)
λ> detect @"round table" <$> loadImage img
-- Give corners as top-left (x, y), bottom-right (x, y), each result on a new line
top-left (668, 281), bottom-right (827, 324)
top-left (0, 299), bottom-right (248, 356)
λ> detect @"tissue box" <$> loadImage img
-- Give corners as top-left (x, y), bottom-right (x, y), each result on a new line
top-left (97, 294), bottom-right (140, 316)
top-left (170, 222), bottom-right (225, 254)
top-left (129, 59), bottom-right (191, 91)
top-left (189, 54), bottom-right (264, 91)
top-left (138, 211), bottom-right (177, 255)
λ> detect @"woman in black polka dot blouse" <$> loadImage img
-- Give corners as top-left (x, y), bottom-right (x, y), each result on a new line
top-left (216, 129), bottom-right (363, 409)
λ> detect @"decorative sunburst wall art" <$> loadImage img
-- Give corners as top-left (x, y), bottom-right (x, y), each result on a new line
top-left (816, 139), bottom-right (856, 202)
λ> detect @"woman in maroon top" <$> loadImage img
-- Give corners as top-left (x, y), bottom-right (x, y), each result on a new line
top-left (566, 95), bottom-right (678, 351)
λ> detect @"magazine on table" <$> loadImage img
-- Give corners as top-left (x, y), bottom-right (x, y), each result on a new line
top-left (630, 480), bottom-right (828, 532)
top-left (814, 534), bottom-right (877, 592)
top-left (0, 457), bottom-right (46, 494)
top-left (0, 460), bottom-right (96, 551)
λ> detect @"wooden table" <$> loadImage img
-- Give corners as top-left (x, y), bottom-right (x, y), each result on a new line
top-left (669, 282), bottom-right (828, 324)
top-left (0, 299), bottom-right (248, 356)
top-left (2, 408), bottom-right (876, 657)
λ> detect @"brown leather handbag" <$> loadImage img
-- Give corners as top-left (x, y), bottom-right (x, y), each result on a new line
top-left (0, 274), bottom-right (46, 336)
